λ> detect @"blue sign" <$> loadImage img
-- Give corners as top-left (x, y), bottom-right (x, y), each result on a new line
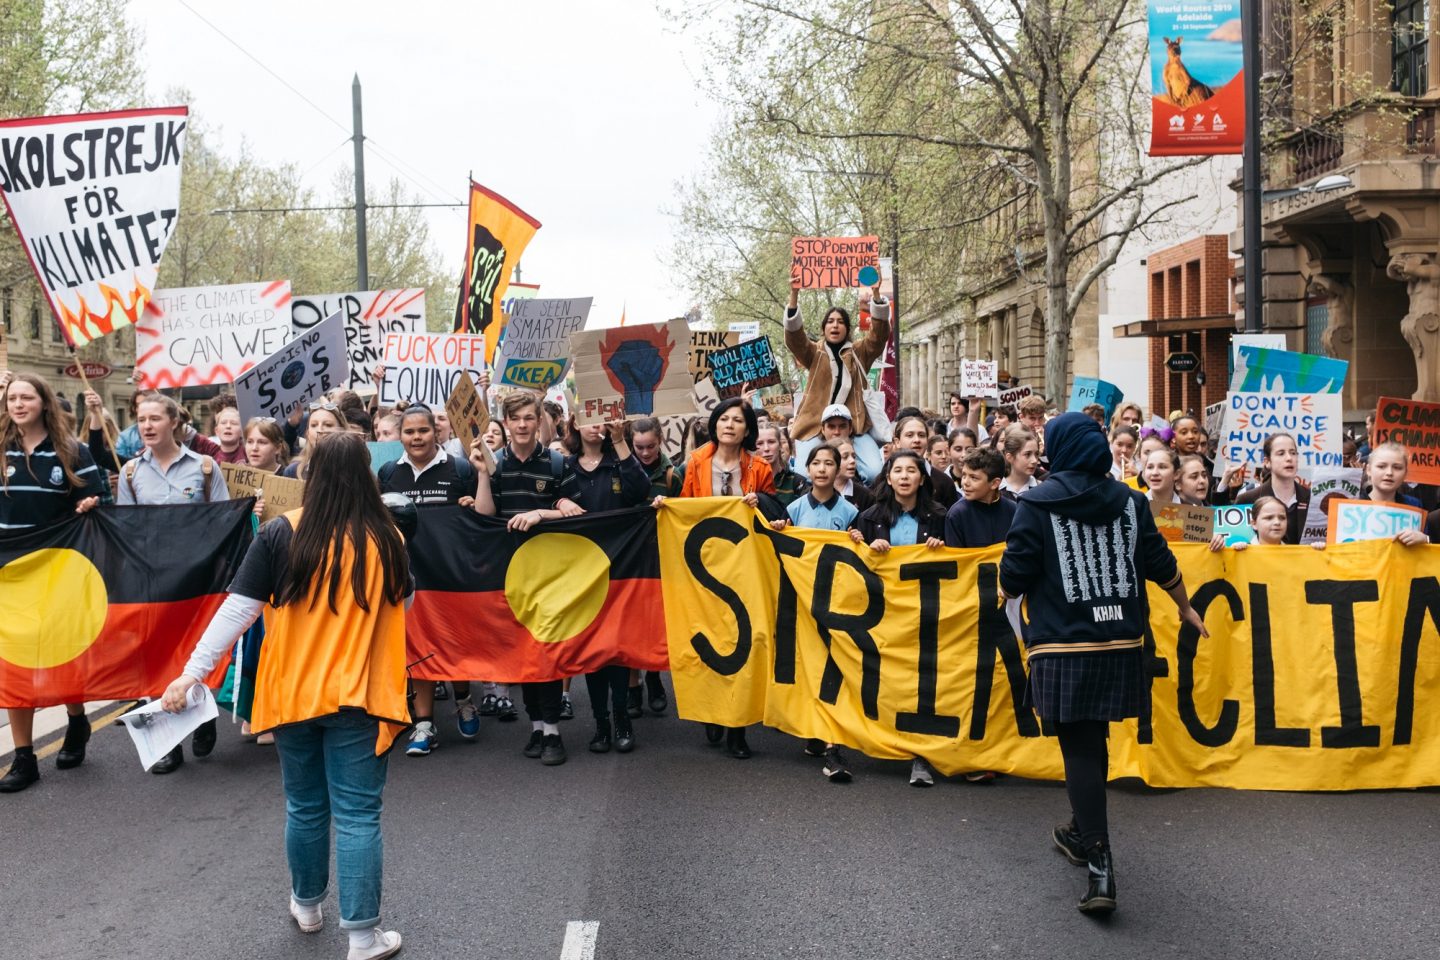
top-left (1068, 376), bottom-right (1124, 418)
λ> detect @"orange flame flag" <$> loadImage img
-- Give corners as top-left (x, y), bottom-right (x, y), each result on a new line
top-left (452, 181), bottom-right (540, 364)
top-left (0, 106), bottom-right (188, 347)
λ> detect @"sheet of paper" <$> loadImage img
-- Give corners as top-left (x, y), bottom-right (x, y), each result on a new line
top-left (119, 685), bottom-right (218, 771)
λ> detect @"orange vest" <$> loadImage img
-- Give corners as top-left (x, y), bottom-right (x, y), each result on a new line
top-left (250, 509), bottom-right (410, 755)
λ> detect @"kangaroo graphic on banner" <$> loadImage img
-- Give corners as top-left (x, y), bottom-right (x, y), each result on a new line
top-left (1162, 37), bottom-right (1215, 107)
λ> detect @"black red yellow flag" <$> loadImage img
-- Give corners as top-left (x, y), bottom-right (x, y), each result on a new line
top-left (406, 506), bottom-right (666, 683)
top-left (452, 181), bottom-right (540, 364)
top-left (0, 501), bottom-right (253, 707)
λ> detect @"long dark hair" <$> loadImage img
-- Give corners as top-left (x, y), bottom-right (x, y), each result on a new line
top-left (870, 449), bottom-right (935, 526)
top-left (277, 433), bottom-right (409, 614)
top-left (707, 397), bottom-right (758, 452)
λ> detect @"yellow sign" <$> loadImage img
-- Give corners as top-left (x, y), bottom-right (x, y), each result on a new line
top-left (657, 498), bottom-right (1440, 791)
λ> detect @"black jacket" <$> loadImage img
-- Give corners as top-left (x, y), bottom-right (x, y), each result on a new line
top-left (852, 501), bottom-right (948, 544)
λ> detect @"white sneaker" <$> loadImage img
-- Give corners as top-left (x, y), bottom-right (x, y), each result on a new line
top-left (347, 928), bottom-right (402, 960)
top-left (405, 721), bottom-right (437, 756)
top-left (289, 898), bottom-right (323, 934)
top-left (909, 757), bottom-right (934, 787)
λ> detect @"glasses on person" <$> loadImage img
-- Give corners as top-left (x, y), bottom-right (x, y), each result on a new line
top-left (721, 470), bottom-right (733, 496)
top-left (309, 401), bottom-right (339, 412)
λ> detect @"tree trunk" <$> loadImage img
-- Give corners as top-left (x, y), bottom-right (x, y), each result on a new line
top-left (1043, 220), bottom-right (1071, 409)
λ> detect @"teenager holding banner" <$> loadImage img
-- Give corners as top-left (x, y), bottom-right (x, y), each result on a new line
top-left (562, 419), bottom-right (650, 751)
top-left (999, 412), bottom-right (1208, 916)
top-left (892, 416), bottom-right (957, 508)
top-left (662, 397), bottom-right (776, 758)
top-left (758, 424), bottom-right (808, 506)
top-left (783, 287), bottom-right (890, 481)
top-left (161, 434), bottom-right (410, 960)
top-left (0, 374), bottom-right (104, 793)
top-left (1234, 433), bottom-right (1310, 544)
top-left (380, 405), bottom-right (490, 753)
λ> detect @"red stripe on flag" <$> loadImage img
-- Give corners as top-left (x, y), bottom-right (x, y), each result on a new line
top-left (407, 579), bottom-right (667, 683)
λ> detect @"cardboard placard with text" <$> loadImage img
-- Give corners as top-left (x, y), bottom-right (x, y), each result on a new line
top-left (1374, 396), bottom-right (1440, 485)
top-left (219, 463), bottom-right (304, 525)
top-left (445, 371), bottom-right (491, 454)
top-left (1151, 501), bottom-right (1217, 543)
top-left (708, 336), bottom-right (781, 398)
top-left (1219, 391), bottom-right (1343, 473)
top-left (1326, 498), bottom-right (1424, 545)
top-left (790, 236), bottom-right (880, 289)
top-left (135, 281), bottom-right (293, 389)
top-left (493, 296), bottom-right (593, 390)
top-left (291, 288), bottom-right (425, 393)
top-left (996, 384), bottom-right (1033, 408)
top-left (960, 359), bottom-right (998, 398)
top-left (571, 319), bottom-right (693, 424)
top-left (379, 333), bottom-right (486, 408)
top-left (1068, 376), bottom-right (1123, 418)
top-left (688, 329), bottom-right (739, 383)
top-left (1300, 467), bottom-right (1364, 544)
top-left (233, 310), bottom-right (348, 424)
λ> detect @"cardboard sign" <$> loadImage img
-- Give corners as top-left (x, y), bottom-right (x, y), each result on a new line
top-left (233, 310), bottom-right (348, 424)
top-left (1374, 396), bottom-right (1440, 485)
top-left (708, 336), bottom-right (781, 398)
top-left (691, 376), bottom-right (722, 416)
top-left (379, 333), bottom-right (486, 408)
top-left (291, 288), bottom-right (425, 393)
top-left (492, 296), bottom-right (592, 390)
top-left (1231, 346), bottom-right (1346, 394)
top-left (960, 359), bottom-right (998, 398)
top-left (367, 441), bottom-right (404, 475)
top-left (1300, 467), bottom-right (1364, 544)
top-left (1326, 498), bottom-right (1425, 545)
top-left (135, 281), bottom-right (293, 389)
top-left (1152, 501), bottom-right (1217, 543)
top-left (1203, 399), bottom-right (1226, 441)
top-left (790, 236), bottom-right (880, 289)
top-left (219, 463), bottom-right (304, 525)
top-left (1218, 391), bottom-right (1343, 472)
top-left (688, 329), bottom-right (739, 383)
top-left (571, 319), bottom-right (693, 424)
top-left (1212, 504), bottom-right (1255, 546)
top-left (996, 384), bottom-right (1033, 408)
top-left (445, 370), bottom-right (491, 453)
top-left (660, 415), bottom-right (698, 462)
top-left (0, 106), bottom-right (188, 348)
top-left (1068, 376), bottom-right (1124, 418)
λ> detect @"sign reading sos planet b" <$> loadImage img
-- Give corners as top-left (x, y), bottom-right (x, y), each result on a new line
top-left (233, 310), bottom-right (348, 424)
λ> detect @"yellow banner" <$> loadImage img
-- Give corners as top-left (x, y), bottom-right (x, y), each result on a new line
top-left (657, 498), bottom-right (1440, 791)
top-left (455, 181), bottom-right (540, 364)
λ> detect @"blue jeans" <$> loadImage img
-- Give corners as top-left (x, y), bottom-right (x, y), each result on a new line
top-left (273, 712), bottom-right (389, 929)
top-left (794, 433), bottom-right (884, 483)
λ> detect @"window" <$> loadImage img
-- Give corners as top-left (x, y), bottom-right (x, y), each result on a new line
top-left (28, 302), bottom-right (40, 340)
top-left (1, 288), bottom-right (9, 333)
top-left (1394, 0), bottom-right (1431, 97)
top-left (1305, 298), bottom-right (1330, 356)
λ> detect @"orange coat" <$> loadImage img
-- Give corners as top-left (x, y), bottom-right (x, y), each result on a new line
top-left (250, 509), bottom-right (411, 755)
top-left (679, 445), bottom-right (777, 499)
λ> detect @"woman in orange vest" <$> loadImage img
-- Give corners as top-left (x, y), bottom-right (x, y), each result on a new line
top-left (162, 433), bottom-right (411, 960)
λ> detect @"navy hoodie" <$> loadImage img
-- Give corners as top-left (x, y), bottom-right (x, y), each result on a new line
top-left (999, 414), bottom-right (1180, 656)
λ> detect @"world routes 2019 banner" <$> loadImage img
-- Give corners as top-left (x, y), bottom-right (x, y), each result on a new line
top-left (1147, 0), bottom-right (1244, 156)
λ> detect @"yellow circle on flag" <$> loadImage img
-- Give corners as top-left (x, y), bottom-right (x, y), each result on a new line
top-left (0, 548), bottom-right (109, 669)
top-left (505, 533), bottom-right (610, 644)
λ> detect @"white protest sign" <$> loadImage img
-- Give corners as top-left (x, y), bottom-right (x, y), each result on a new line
top-left (493, 296), bottom-right (593, 390)
top-left (1218, 391), bottom-right (1344, 473)
top-left (728, 320), bottom-right (761, 342)
top-left (0, 106), bottom-right (188, 348)
top-left (136, 281), bottom-right (293, 388)
top-left (960, 359), bottom-right (997, 398)
top-left (234, 310), bottom-right (348, 423)
top-left (380, 333), bottom-right (486, 408)
top-left (1300, 467), bottom-right (1363, 544)
top-left (291, 288), bottom-right (425, 392)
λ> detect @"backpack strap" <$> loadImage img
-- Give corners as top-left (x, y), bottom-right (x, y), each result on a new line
top-left (547, 449), bottom-right (564, 483)
top-left (124, 459), bottom-right (137, 500)
top-left (451, 453), bottom-right (476, 485)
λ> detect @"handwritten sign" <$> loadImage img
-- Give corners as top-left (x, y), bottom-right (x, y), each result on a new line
top-left (996, 383), bottom-right (1033, 408)
top-left (1212, 504), bottom-right (1255, 546)
top-left (960, 359), bottom-right (997, 398)
top-left (571, 319), bottom-right (693, 425)
top-left (136, 281), bottom-right (293, 389)
top-left (1219, 391), bottom-right (1343, 472)
top-left (1203, 399), bottom-right (1226, 442)
top-left (688, 329), bottom-right (739, 383)
top-left (1151, 502), bottom-right (1216, 543)
top-left (291, 289), bottom-right (425, 393)
top-left (1326, 498), bottom-right (1424, 545)
top-left (445, 369), bottom-right (491, 453)
top-left (728, 321), bottom-right (761, 342)
top-left (1068, 376), bottom-right (1124, 418)
top-left (233, 310), bottom-right (347, 425)
top-left (790, 236), bottom-right (880, 289)
top-left (379, 333), bottom-right (486, 408)
top-left (691, 376), bottom-right (722, 416)
top-left (493, 296), bottom-right (593, 390)
top-left (1374, 396), bottom-right (1440, 485)
top-left (709, 336), bottom-right (781, 398)
top-left (219, 463), bottom-right (304, 525)
top-left (1300, 467), bottom-right (1364, 544)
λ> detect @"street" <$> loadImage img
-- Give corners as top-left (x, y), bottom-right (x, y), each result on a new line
top-left (4, 689), bottom-right (1439, 960)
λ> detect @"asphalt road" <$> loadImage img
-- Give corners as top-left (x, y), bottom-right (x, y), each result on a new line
top-left (4, 687), bottom-right (1439, 960)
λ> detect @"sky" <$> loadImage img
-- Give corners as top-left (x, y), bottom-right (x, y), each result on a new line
top-left (127, 0), bottom-right (722, 327)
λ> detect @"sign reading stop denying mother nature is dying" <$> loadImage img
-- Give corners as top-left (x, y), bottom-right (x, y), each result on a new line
top-left (790, 236), bottom-right (880, 289)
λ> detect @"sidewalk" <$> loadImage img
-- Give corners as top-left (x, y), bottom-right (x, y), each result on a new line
top-left (0, 702), bottom-right (121, 757)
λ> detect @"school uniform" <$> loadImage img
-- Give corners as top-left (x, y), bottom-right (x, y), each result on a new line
top-left (787, 490), bottom-right (858, 531)
top-left (0, 436), bottom-right (104, 532)
top-left (852, 501), bottom-right (948, 545)
top-left (943, 494), bottom-right (1017, 549)
top-left (379, 448), bottom-right (473, 505)
top-left (1235, 481), bottom-right (1311, 545)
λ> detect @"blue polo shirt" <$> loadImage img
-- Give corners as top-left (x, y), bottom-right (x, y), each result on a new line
top-left (787, 490), bottom-right (858, 531)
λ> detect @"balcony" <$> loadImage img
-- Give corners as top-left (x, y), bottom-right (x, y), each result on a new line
top-left (1407, 106), bottom-right (1437, 155)
top-left (1292, 127), bottom-right (1345, 181)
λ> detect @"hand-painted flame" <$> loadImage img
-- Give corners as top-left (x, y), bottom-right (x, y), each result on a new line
top-left (56, 275), bottom-right (152, 348)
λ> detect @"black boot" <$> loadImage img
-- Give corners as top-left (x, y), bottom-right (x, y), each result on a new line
top-left (151, 744), bottom-right (184, 775)
top-left (1052, 821), bottom-right (1087, 866)
top-left (1078, 844), bottom-right (1117, 915)
top-left (0, 752), bottom-right (39, 793)
top-left (615, 717), bottom-right (636, 753)
top-left (725, 726), bottom-right (751, 759)
top-left (625, 685), bottom-right (643, 719)
top-left (191, 718), bottom-right (217, 758)
top-left (703, 722), bottom-right (725, 745)
top-left (55, 714), bottom-right (92, 770)
top-left (646, 672), bottom-right (668, 715)
top-left (589, 720), bottom-right (613, 753)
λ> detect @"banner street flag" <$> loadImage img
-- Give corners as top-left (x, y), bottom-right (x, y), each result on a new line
top-left (0, 501), bottom-right (253, 708)
top-left (0, 106), bottom-right (188, 347)
top-left (1147, 0), bottom-right (1243, 155)
top-left (405, 506), bottom-right (666, 683)
top-left (453, 181), bottom-right (540, 364)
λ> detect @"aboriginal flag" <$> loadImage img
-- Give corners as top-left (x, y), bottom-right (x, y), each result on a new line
top-left (0, 501), bottom-right (254, 708)
top-left (406, 506), bottom-right (666, 683)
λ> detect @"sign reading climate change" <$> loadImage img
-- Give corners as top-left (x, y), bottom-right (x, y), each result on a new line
top-left (493, 297), bottom-right (593, 389)
top-left (0, 106), bottom-right (188, 347)
top-left (1147, 0), bottom-right (1244, 156)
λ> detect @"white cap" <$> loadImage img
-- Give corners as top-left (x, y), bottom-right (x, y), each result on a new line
top-left (821, 403), bottom-right (852, 422)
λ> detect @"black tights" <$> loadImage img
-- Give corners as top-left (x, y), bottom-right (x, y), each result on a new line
top-left (584, 665), bottom-right (629, 723)
top-left (1056, 720), bottom-right (1109, 849)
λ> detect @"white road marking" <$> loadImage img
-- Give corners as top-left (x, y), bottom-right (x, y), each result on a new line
top-left (560, 920), bottom-right (599, 960)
